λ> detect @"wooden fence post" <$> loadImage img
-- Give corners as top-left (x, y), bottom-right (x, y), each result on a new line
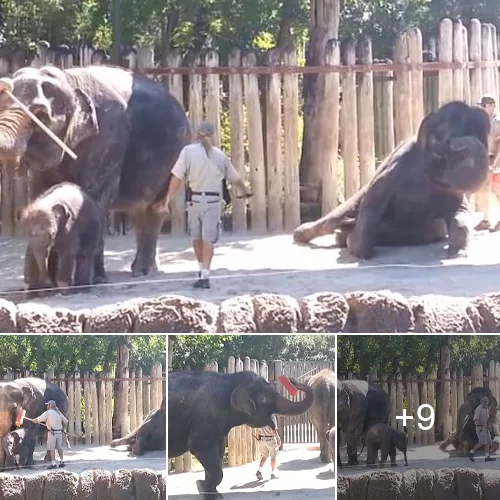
top-left (90, 372), bottom-right (99, 445)
top-left (393, 32), bottom-right (413, 144)
top-left (452, 20), bottom-right (464, 102)
top-left (84, 371), bottom-right (91, 445)
top-left (242, 52), bottom-right (267, 232)
top-left (205, 50), bottom-right (221, 147)
top-left (98, 372), bottom-right (106, 446)
top-left (462, 25), bottom-right (471, 104)
top-left (438, 18), bottom-right (453, 106)
top-left (357, 38), bottom-right (375, 187)
top-left (283, 46), bottom-right (301, 231)
top-left (340, 40), bottom-right (359, 198)
top-left (408, 28), bottom-right (424, 131)
top-left (188, 54), bottom-right (203, 129)
top-left (321, 40), bottom-right (341, 214)
top-left (228, 49), bottom-right (247, 232)
top-left (266, 49), bottom-right (284, 231)
top-left (481, 25), bottom-right (493, 96)
top-left (105, 369), bottom-right (114, 445)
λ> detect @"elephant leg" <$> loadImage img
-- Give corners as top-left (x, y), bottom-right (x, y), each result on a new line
top-left (375, 218), bottom-right (447, 247)
top-left (319, 431), bottom-right (331, 463)
top-left (389, 445), bottom-right (397, 466)
top-left (345, 432), bottom-right (359, 466)
top-left (446, 203), bottom-right (470, 258)
top-left (380, 443), bottom-right (389, 465)
top-left (191, 445), bottom-right (224, 500)
top-left (24, 246), bottom-right (40, 289)
top-left (366, 442), bottom-right (377, 466)
top-left (131, 435), bottom-right (145, 456)
top-left (55, 250), bottom-right (76, 291)
top-left (130, 207), bottom-right (166, 277)
top-left (93, 217), bottom-right (107, 284)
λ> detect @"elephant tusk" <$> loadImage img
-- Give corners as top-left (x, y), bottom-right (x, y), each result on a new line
top-left (0, 77), bottom-right (78, 160)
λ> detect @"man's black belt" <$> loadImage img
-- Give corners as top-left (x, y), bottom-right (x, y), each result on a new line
top-left (191, 191), bottom-right (220, 196)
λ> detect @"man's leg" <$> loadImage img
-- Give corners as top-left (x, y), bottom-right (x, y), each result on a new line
top-left (256, 446), bottom-right (268, 480)
top-left (187, 204), bottom-right (204, 280)
top-left (47, 433), bottom-right (57, 469)
top-left (57, 434), bottom-right (65, 467)
top-left (489, 185), bottom-right (500, 231)
top-left (475, 177), bottom-right (491, 230)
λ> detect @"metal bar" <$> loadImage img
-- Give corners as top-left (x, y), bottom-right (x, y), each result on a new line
top-left (142, 60), bottom-right (500, 76)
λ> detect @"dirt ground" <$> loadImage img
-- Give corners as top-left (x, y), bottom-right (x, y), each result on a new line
top-left (168, 444), bottom-right (334, 499)
top-left (4, 443), bottom-right (166, 476)
top-left (3, 216), bottom-right (500, 309)
top-left (338, 442), bottom-right (500, 477)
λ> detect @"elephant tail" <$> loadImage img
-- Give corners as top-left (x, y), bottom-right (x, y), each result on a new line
top-left (356, 443), bottom-right (365, 458)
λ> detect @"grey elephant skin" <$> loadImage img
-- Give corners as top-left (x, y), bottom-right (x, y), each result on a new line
top-left (306, 368), bottom-right (335, 463)
top-left (0, 65), bottom-right (189, 281)
top-left (337, 379), bottom-right (390, 466)
top-left (0, 377), bottom-right (68, 469)
top-left (21, 182), bottom-right (101, 291)
top-left (326, 425), bottom-right (335, 467)
top-left (168, 370), bottom-right (315, 500)
top-left (440, 386), bottom-right (500, 454)
top-left (2, 424), bottom-right (39, 468)
top-left (294, 101), bottom-right (490, 259)
top-left (365, 423), bottom-right (408, 467)
top-left (110, 396), bottom-right (165, 455)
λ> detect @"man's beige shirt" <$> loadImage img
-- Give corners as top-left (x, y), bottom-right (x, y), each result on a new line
top-left (36, 408), bottom-right (69, 430)
top-left (474, 405), bottom-right (489, 427)
top-left (171, 143), bottom-right (240, 193)
top-left (489, 114), bottom-right (500, 171)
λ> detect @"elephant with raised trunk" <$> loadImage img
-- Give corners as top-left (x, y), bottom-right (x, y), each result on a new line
top-left (0, 377), bottom-right (68, 470)
top-left (110, 397), bottom-right (165, 455)
top-left (337, 379), bottom-right (390, 466)
top-left (294, 101), bottom-right (490, 259)
top-left (306, 368), bottom-right (335, 463)
top-left (440, 386), bottom-right (500, 454)
top-left (0, 65), bottom-right (189, 283)
top-left (168, 370), bottom-right (315, 500)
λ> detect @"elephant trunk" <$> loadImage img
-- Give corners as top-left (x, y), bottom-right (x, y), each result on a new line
top-left (275, 380), bottom-right (314, 416)
top-left (0, 108), bottom-right (34, 163)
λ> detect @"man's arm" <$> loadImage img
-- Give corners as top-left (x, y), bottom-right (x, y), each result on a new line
top-left (33, 411), bottom-right (47, 424)
top-left (224, 157), bottom-right (252, 197)
top-left (61, 414), bottom-right (69, 427)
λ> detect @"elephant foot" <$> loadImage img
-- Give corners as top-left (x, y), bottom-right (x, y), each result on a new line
top-left (320, 454), bottom-right (332, 463)
top-left (447, 247), bottom-right (467, 259)
top-left (347, 233), bottom-right (375, 260)
top-left (391, 462), bottom-right (398, 467)
top-left (196, 480), bottom-right (223, 500)
top-left (131, 256), bottom-right (159, 277)
top-left (347, 456), bottom-right (359, 466)
top-left (293, 221), bottom-right (319, 244)
top-left (93, 274), bottom-right (108, 285)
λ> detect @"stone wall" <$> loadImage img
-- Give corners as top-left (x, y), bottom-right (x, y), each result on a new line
top-left (3, 290), bottom-right (500, 332)
top-left (0, 468), bottom-right (165, 500)
top-left (338, 468), bottom-right (500, 499)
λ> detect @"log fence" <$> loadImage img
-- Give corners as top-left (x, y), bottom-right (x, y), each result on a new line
top-left (0, 18), bottom-right (499, 235)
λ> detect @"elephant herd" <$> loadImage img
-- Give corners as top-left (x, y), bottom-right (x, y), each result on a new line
top-left (0, 376), bottom-right (165, 471)
top-left (0, 64), bottom-right (189, 292)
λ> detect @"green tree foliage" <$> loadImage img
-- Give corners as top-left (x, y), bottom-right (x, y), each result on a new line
top-left (170, 334), bottom-right (335, 371)
top-left (0, 335), bottom-right (165, 374)
top-left (338, 335), bottom-right (500, 377)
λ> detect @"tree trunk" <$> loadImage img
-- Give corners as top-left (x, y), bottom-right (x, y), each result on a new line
top-left (436, 339), bottom-right (451, 441)
top-left (300, 0), bottom-right (341, 203)
top-left (168, 336), bottom-right (174, 369)
top-left (112, 336), bottom-right (131, 439)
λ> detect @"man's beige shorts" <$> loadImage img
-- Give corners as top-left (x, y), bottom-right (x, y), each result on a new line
top-left (187, 199), bottom-right (222, 244)
top-left (476, 427), bottom-right (492, 446)
top-left (259, 438), bottom-right (279, 458)
top-left (47, 431), bottom-right (63, 451)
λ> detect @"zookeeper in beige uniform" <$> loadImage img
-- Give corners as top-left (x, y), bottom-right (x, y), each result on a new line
top-left (475, 94), bottom-right (500, 232)
top-left (163, 121), bottom-right (251, 289)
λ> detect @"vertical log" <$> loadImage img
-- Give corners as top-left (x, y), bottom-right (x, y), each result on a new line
top-left (228, 49), bottom-right (247, 232)
top-left (266, 49), bottom-right (284, 231)
top-left (380, 60), bottom-right (395, 159)
top-left (452, 21), bottom-right (464, 102)
top-left (283, 46), bottom-right (301, 231)
top-left (136, 367), bottom-right (144, 425)
top-left (188, 54), bottom-right (203, 130)
top-left (470, 20), bottom-right (483, 105)
top-left (242, 52), bottom-right (267, 232)
top-left (462, 25), bottom-right (471, 105)
top-left (84, 371), bottom-right (91, 446)
top-left (205, 50), bottom-right (221, 147)
top-left (408, 28), bottom-right (424, 131)
top-left (438, 19), bottom-right (454, 106)
top-left (321, 40), bottom-right (341, 214)
top-left (105, 370), bottom-right (113, 444)
top-left (481, 24), bottom-right (493, 95)
top-left (98, 372), bottom-right (106, 446)
top-left (394, 33), bottom-right (413, 144)
top-left (129, 368), bottom-right (137, 432)
top-left (357, 38), bottom-right (375, 187)
top-left (340, 41), bottom-right (359, 198)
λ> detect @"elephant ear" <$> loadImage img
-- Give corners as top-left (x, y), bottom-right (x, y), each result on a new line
top-left (63, 87), bottom-right (99, 149)
top-left (230, 386), bottom-right (256, 416)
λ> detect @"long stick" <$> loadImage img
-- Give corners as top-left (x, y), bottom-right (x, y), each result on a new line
top-left (4, 91), bottom-right (78, 160)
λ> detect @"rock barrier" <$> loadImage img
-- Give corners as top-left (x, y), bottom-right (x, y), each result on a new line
top-left (4, 290), bottom-right (500, 332)
top-left (337, 468), bottom-right (500, 499)
top-left (0, 468), bottom-right (165, 500)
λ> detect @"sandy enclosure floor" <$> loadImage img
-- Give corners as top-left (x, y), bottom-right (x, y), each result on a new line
top-left (2, 444), bottom-right (165, 476)
top-left (339, 443), bottom-right (500, 476)
top-left (2, 222), bottom-right (500, 309)
top-left (168, 444), bottom-right (334, 499)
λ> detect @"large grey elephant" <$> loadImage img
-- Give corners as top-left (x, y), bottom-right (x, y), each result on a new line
top-left (306, 368), bottom-right (335, 463)
top-left (337, 379), bottom-right (390, 466)
top-left (0, 65), bottom-right (189, 283)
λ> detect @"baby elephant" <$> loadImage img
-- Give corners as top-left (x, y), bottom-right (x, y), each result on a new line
top-left (326, 426), bottom-right (335, 470)
top-left (365, 423), bottom-right (408, 467)
top-left (2, 425), bottom-right (39, 468)
top-left (21, 182), bottom-right (101, 291)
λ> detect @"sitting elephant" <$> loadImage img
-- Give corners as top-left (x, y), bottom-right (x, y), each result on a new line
top-left (337, 379), bottom-right (390, 466)
top-left (365, 423), bottom-right (408, 467)
top-left (0, 65), bottom-right (189, 281)
top-left (294, 101), bottom-right (490, 259)
top-left (20, 182), bottom-right (101, 291)
top-left (2, 424), bottom-right (39, 468)
top-left (110, 397), bottom-right (165, 455)
top-left (440, 386), bottom-right (500, 454)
